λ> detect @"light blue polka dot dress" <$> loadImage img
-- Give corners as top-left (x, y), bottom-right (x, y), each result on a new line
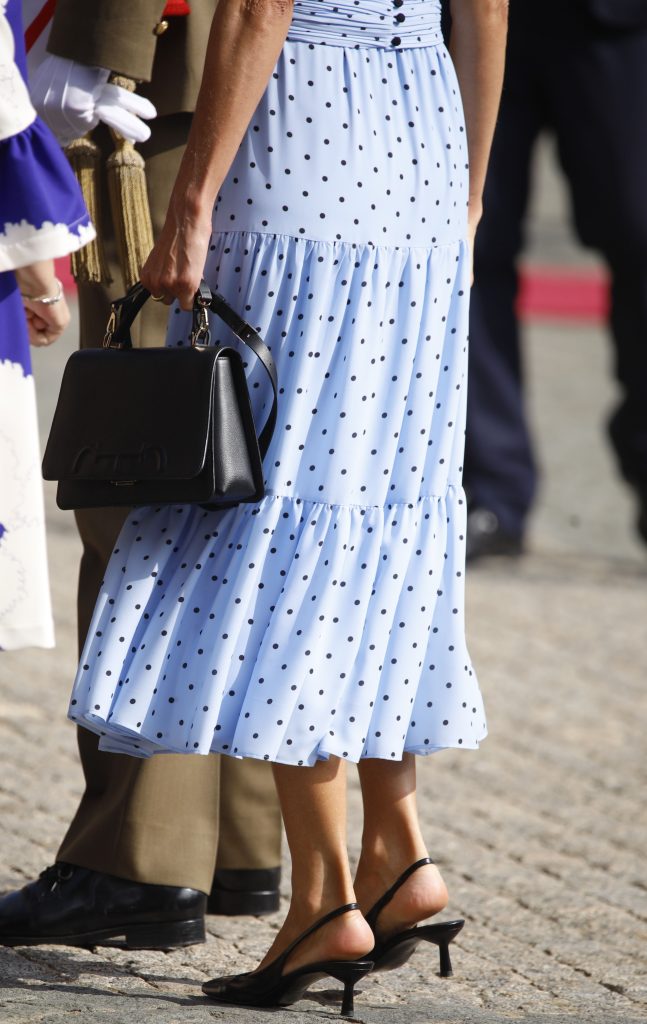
top-left (68, 0), bottom-right (488, 766)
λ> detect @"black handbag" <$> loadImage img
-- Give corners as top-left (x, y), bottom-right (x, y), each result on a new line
top-left (42, 281), bottom-right (278, 511)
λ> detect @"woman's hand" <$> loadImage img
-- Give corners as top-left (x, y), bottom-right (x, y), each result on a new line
top-left (23, 296), bottom-right (71, 346)
top-left (15, 261), bottom-right (71, 346)
top-left (140, 191), bottom-right (214, 310)
top-left (141, 0), bottom-right (294, 310)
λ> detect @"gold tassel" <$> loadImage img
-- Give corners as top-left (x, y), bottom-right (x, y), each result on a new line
top-left (106, 75), bottom-right (154, 291)
top-left (65, 135), bottom-right (112, 285)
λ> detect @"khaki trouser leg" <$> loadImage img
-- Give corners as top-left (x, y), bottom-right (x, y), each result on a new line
top-left (216, 757), bottom-right (282, 872)
top-left (57, 115), bottom-right (281, 892)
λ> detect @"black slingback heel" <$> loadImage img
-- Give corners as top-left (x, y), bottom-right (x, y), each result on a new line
top-left (365, 858), bottom-right (464, 977)
top-left (202, 902), bottom-right (373, 1016)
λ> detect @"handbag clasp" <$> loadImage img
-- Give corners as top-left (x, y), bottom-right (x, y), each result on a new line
top-left (190, 293), bottom-right (211, 346)
top-left (103, 308), bottom-right (117, 348)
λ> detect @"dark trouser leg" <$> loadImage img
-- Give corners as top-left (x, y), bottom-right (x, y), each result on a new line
top-left (210, 757), bottom-right (283, 913)
top-left (464, 16), bottom-right (545, 537)
top-left (58, 115), bottom-right (281, 893)
top-left (466, 273), bottom-right (538, 536)
top-left (547, 24), bottom-right (647, 527)
top-left (606, 265), bottom-right (647, 494)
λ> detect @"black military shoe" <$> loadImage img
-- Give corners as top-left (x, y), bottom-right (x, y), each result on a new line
top-left (208, 867), bottom-right (281, 916)
top-left (0, 863), bottom-right (206, 949)
top-left (466, 507), bottom-right (524, 563)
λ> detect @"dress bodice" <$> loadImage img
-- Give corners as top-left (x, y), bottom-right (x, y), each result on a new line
top-left (288, 0), bottom-right (444, 48)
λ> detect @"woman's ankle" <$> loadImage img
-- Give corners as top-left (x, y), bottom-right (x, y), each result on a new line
top-left (355, 834), bottom-right (429, 895)
top-left (287, 870), bottom-right (357, 922)
top-left (354, 845), bottom-right (449, 931)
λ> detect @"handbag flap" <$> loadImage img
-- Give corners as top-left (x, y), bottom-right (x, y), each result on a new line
top-left (43, 346), bottom-right (221, 483)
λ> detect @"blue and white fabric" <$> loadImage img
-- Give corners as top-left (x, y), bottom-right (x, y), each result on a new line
top-left (69, 0), bottom-right (488, 764)
top-left (0, 0), bottom-right (93, 650)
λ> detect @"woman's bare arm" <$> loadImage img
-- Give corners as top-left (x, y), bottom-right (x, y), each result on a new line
top-left (448, 0), bottom-right (508, 241)
top-left (141, 0), bottom-right (294, 308)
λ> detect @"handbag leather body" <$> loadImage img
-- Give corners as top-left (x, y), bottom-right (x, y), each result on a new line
top-left (42, 281), bottom-right (278, 511)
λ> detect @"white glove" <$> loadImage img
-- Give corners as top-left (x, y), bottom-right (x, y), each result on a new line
top-left (31, 54), bottom-right (157, 145)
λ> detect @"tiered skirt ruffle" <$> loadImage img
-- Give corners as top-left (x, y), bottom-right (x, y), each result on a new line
top-left (69, 229), bottom-right (486, 764)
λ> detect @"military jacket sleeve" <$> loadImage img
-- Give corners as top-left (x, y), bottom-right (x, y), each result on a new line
top-left (138, 1), bottom-right (218, 116)
top-left (47, 0), bottom-right (167, 83)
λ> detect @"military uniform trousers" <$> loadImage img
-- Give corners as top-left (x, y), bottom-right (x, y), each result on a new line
top-left (56, 114), bottom-right (283, 893)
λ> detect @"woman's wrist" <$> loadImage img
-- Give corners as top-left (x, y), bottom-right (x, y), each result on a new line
top-left (15, 259), bottom-right (59, 300)
top-left (20, 277), bottom-right (63, 305)
top-left (172, 158), bottom-right (219, 215)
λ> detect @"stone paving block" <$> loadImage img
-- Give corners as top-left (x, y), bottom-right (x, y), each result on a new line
top-left (2, 312), bottom-right (647, 1021)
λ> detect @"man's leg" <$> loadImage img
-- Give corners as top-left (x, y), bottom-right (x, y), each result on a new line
top-left (63, 497), bottom-right (281, 897)
top-left (464, 8), bottom-right (545, 558)
top-left (548, 24), bottom-right (647, 543)
top-left (210, 756), bottom-right (282, 914)
top-left (61, 113), bottom-right (282, 895)
top-left (56, 116), bottom-right (223, 894)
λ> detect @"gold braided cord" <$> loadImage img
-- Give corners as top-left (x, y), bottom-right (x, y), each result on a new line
top-left (106, 75), bottom-right (155, 291)
top-left (65, 135), bottom-right (112, 285)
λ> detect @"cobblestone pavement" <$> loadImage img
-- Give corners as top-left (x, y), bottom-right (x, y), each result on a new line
top-left (1, 146), bottom-right (646, 1024)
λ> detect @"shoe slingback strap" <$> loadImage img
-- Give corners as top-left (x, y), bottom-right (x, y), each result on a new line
top-left (365, 858), bottom-right (434, 931)
top-left (273, 902), bottom-right (361, 971)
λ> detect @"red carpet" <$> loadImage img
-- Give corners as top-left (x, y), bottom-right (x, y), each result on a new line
top-left (56, 260), bottom-right (611, 324)
top-left (517, 264), bottom-right (609, 322)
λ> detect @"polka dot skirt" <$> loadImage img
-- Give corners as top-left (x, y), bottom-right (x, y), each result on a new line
top-left (68, 0), bottom-right (487, 766)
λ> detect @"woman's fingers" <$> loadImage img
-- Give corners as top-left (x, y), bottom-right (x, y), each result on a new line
top-left (140, 206), bottom-right (213, 309)
top-left (176, 276), bottom-right (202, 311)
top-left (141, 248), bottom-right (208, 307)
top-left (141, 267), bottom-right (204, 309)
top-left (23, 296), bottom-right (71, 347)
top-left (27, 320), bottom-right (62, 346)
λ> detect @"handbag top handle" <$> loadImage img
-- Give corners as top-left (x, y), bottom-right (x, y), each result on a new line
top-left (105, 281), bottom-right (278, 459)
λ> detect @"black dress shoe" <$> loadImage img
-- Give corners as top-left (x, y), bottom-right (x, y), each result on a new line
top-left (202, 902), bottom-right (373, 1016)
top-left (466, 507), bottom-right (524, 563)
top-left (207, 867), bottom-right (281, 916)
top-left (0, 863), bottom-right (206, 949)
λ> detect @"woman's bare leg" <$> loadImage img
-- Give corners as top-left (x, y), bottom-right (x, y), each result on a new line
top-left (354, 754), bottom-right (449, 939)
top-left (257, 756), bottom-right (373, 973)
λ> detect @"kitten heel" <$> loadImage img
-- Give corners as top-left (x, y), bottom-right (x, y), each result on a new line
top-left (437, 936), bottom-right (453, 977)
top-left (411, 918), bottom-right (464, 976)
top-left (328, 960), bottom-right (374, 1016)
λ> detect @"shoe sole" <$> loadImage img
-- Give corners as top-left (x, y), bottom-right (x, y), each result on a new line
top-left (0, 916), bottom-right (205, 950)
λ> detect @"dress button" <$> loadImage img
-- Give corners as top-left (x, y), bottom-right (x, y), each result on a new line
top-left (393, 0), bottom-right (404, 5)
top-left (395, 11), bottom-right (405, 22)
top-left (153, 19), bottom-right (169, 35)
top-left (391, 35), bottom-right (401, 46)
